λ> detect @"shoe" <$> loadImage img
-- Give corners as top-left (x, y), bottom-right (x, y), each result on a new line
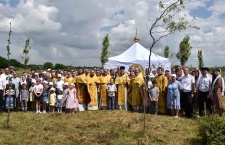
top-left (39, 111), bottom-right (42, 113)
top-left (36, 111), bottom-right (39, 114)
top-left (43, 110), bottom-right (46, 113)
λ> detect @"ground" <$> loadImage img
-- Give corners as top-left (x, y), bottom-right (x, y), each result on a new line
top-left (0, 110), bottom-right (200, 145)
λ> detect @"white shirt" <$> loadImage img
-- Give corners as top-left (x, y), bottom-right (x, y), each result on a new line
top-left (34, 84), bottom-right (43, 94)
top-left (1, 73), bottom-right (11, 85)
top-left (198, 74), bottom-right (212, 92)
top-left (55, 80), bottom-right (64, 90)
top-left (0, 75), bottom-right (6, 90)
top-left (12, 77), bottom-right (21, 98)
top-left (181, 74), bottom-right (195, 92)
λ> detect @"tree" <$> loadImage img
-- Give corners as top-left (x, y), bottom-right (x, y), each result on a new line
top-left (43, 62), bottom-right (53, 70)
top-left (100, 34), bottom-right (109, 67)
top-left (6, 22), bottom-right (12, 128)
top-left (197, 49), bottom-right (204, 69)
top-left (176, 36), bottom-right (192, 66)
top-left (20, 38), bottom-right (31, 69)
top-left (164, 46), bottom-right (170, 58)
top-left (148, 0), bottom-right (199, 68)
top-left (55, 63), bottom-right (66, 69)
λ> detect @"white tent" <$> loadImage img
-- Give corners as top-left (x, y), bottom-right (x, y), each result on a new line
top-left (104, 42), bottom-right (171, 71)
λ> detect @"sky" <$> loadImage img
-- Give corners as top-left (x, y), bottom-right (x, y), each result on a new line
top-left (0, 0), bottom-right (225, 67)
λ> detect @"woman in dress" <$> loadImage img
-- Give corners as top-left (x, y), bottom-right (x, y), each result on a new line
top-left (167, 74), bottom-right (183, 118)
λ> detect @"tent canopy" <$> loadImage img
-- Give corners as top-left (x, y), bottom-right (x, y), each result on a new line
top-left (104, 42), bottom-right (171, 71)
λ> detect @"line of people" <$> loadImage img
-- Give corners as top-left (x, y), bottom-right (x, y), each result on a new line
top-left (0, 66), bottom-right (223, 117)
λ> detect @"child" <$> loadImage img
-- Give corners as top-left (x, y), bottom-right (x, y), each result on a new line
top-left (20, 83), bottom-right (29, 112)
top-left (49, 88), bottom-right (56, 113)
top-left (56, 88), bottom-right (63, 113)
top-left (65, 83), bottom-right (78, 113)
top-left (29, 79), bottom-right (36, 111)
top-left (5, 83), bottom-right (16, 109)
top-left (41, 81), bottom-right (49, 113)
top-left (34, 78), bottom-right (43, 113)
top-left (107, 78), bottom-right (117, 110)
top-left (148, 80), bottom-right (159, 115)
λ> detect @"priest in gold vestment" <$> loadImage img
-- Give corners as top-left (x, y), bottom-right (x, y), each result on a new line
top-left (74, 69), bottom-right (87, 111)
top-left (129, 68), bottom-right (144, 112)
top-left (115, 66), bottom-right (130, 110)
top-left (99, 69), bottom-right (111, 109)
top-left (155, 67), bottom-right (168, 114)
top-left (86, 70), bottom-right (100, 110)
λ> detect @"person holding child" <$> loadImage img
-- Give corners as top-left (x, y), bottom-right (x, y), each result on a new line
top-left (5, 83), bottom-right (16, 109)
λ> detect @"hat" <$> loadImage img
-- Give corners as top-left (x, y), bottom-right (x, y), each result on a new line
top-left (47, 68), bottom-right (51, 71)
top-left (31, 79), bottom-right (36, 84)
top-left (64, 82), bottom-right (68, 86)
top-left (201, 67), bottom-right (209, 71)
top-left (9, 66), bottom-right (14, 69)
top-left (35, 73), bottom-right (39, 76)
top-left (120, 66), bottom-right (125, 70)
top-left (57, 74), bottom-right (62, 78)
top-left (49, 82), bottom-right (53, 86)
top-left (42, 71), bottom-right (47, 74)
top-left (42, 80), bottom-right (48, 84)
top-left (70, 83), bottom-right (75, 86)
top-left (50, 88), bottom-right (55, 92)
top-left (36, 78), bottom-right (41, 82)
top-left (171, 74), bottom-right (176, 78)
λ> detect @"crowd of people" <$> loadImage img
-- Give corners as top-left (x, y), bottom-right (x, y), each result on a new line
top-left (0, 65), bottom-right (223, 118)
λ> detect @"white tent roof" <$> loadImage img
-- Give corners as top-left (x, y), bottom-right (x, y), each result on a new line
top-left (104, 42), bottom-right (171, 71)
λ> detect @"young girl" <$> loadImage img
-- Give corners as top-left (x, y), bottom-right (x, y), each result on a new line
top-left (20, 83), bottom-right (29, 112)
top-left (56, 88), bottom-right (63, 113)
top-left (49, 88), bottom-right (56, 113)
top-left (5, 83), bottom-right (16, 110)
top-left (29, 79), bottom-right (36, 111)
top-left (65, 83), bottom-right (78, 113)
top-left (34, 78), bottom-right (43, 113)
top-left (41, 81), bottom-right (49, 113)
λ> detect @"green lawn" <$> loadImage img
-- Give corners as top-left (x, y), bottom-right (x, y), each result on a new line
top-left (0, 110), bottom-right (200, 145)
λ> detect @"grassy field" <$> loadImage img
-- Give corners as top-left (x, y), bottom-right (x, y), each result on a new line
top-left (0, 110), bottom-right (200, 145)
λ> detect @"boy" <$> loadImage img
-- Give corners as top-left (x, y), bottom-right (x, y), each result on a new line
top-left (107, 78), bottom-right (117, 110)
top-left (148, 80), bottom-right (159, 115)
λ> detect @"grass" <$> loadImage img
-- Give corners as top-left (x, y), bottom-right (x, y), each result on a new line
top-left (0, 110), bottom-right (200, 145)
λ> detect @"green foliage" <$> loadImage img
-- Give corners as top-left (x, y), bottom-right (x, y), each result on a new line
top-left (198, 116), bottom-right (225, 145)
top-left (43, 62), bottom-right (54, 70)
top-left (10, 59), bottom-right (25, 68)
top-left (0, 56), bottom-right (8, 68)
top-left (55, 63), bottom-right (67, 69)
top-left (21, 38), bottom-right (31, 68)
top-left (197, 50), bottom-right (204, 69)
top-left (6, 22), bottom-right (12, 67)
top-left (176, 35), bottom-right (192, 66)
top-left (164, 46), bottom-right (170, 58)
top-left (101, 34), bottom-right (110, 67)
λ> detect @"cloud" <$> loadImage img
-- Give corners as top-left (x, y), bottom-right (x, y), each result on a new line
top-left (0, 0), bottom-right (224, 68)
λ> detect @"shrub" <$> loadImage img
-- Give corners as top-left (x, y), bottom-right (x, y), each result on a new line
top-left (198, 116), bottom-right (225, 145)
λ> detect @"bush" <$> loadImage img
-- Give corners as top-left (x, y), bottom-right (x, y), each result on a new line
top-left (198, 116), bottom-right (225, 145)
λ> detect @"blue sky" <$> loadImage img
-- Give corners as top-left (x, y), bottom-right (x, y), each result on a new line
top-left (0, 0), bottom-right (224, 67)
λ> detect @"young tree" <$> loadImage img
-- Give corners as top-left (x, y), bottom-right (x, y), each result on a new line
top-left (197, 49), bottom-right (204, 69)
top-left (176, 36), bottom-right (192, 66)
top-left (20, 38), bottom-right (31, 70)
top-left (6, 22), bottom-right (12, 128)
top-left (100, 34), bottom-right (109, 67)
top-left (148, 0), bottom-right (199, 68)
top-left (164, 46), bottom-right (170, 58)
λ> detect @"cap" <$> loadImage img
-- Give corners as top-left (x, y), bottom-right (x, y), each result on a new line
top-left (42, 80), bottom-right (48, 84)
top-left (49, 82), bottom-right (53, 85)
top-left (50, 88), bottom-right (55, 91)
top-left (201, 67), bottom-right (209, 71)
top-left (47, 68), bottom-right (51, 71)
top-left (36, 78), bottom-right (41, 82)
top-left (57, 74), bottom-right (62, 78)
top-left (9, 66), bottom-right (14, 69)
top-left (120, 66), bottom-right (125, 70)
top-left (31, 79), bottom-right (36, 84)
top-left (35, 73), bottom-right (39, 76)
top-left (70, 83), bottom-right (75, 86)
top-left (64, 82), bottom-right (68, 86)
top-left (42, 71), bottom-right (47, 74)
top-left (171, 74), bottom-right (176, 78)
